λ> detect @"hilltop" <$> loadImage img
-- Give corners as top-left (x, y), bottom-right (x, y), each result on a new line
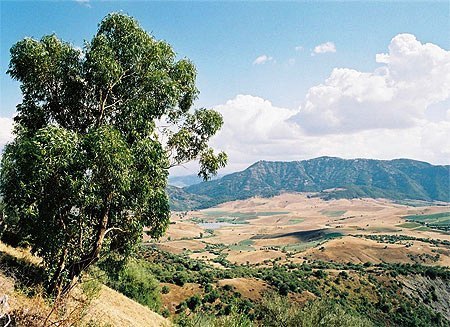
top-left (169, 157), bottom-right (450, 210)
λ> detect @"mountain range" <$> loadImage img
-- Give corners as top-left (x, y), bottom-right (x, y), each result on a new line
top-left (168, 157), bottom-right (450, 211)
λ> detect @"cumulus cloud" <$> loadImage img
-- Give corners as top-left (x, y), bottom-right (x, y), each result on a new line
top-left (198, 35), bottom-right (450, 173)
top-left (75, 0), bottom-right (91, 8)
top-left (206, 92), bottom-right (450, 174)
top-left (291, 34), bottom-right (450, 135)
top-left (312, 41), bottom-right (336, 54)
top-left (253, 54), bottom-right (273, 65)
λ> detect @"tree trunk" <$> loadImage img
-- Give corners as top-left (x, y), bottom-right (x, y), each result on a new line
top-left (47, 248), bottom-right (68, 296)
top-left (62, 192), bottom-right (113, 295)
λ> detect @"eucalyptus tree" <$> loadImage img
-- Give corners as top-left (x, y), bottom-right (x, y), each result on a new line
top-left (0, 13), bottom-right (226, 294)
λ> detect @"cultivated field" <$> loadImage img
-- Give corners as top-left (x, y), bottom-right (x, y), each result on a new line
top-left (153, 193), bottom-right (450, 267)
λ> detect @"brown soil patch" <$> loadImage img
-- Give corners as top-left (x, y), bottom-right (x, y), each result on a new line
top-left (227, 249), bottom-right (286, 265)
top-left (217, 278), bottom-right (269, 301)
top-left (161, 283), bottom-right (203, 313)
top-left (289, 290), bottom-right (316, 304)
top-left (302, 236), bottom-right (449, 265)
top-left (157, 240), bottom-right (205, 254)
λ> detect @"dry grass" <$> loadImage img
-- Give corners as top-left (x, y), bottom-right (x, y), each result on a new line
top-left (217, 278), bottom-right (269, 301)
top-left (88, 286), bottom-right (170, 327)
top-left (161, 283), bottom-right (202, 314)
top-left (159, 193), bottom-right (450, 266)
top-left (301, 236), bottom-right (450, 266)
top-left (0, 242), bottom-right (170, 326)
top-left (227, 249), bottom-right (286, 265)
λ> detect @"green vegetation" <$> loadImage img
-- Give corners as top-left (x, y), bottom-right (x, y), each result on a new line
top-left (396, 222), bottom-right (422, 229)
top-left (134, 247), bottom-right (449, 326)
top-left (320, 210), bottom-right (347, 217)
top-left (288, 218), bottom-right (305, 224)
top-left (173, 158), bottom-right (450, 210)
top-left (256, 293), bottom-right (372, 327)
top-left (403, 212), bottom-right (450, 231)
top-left (353, 234), bottom-right (450, 246)
top-left (189, 210), bottom-right (290, 225)
top-left (404, 212), bottom-right (450, 222)
top-left (0, 13), bottom-right (226, 295)
top-left (176, 293), bottom-right (372, 327)
top-left (229, 240), bottom-right (255, 252)
top-left (108, 259), bottom-right (161, 311)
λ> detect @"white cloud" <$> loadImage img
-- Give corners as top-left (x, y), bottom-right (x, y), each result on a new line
top-left (312, 41), bottom-right (336, 54)
top-left (291, 34), bottom-right (450, 135)
top-left (205, 93), bottom-right (450, 174)
top-left (176, 35), bottom-right (450, 174)
top-left (295, 46), bottom-right (303, 51)
top-left (253, 55), bottom-right (273, 65)
top-left (75, 0), bottom-right (91, 7)
top-left (0, 117), bottom-right (14, 152)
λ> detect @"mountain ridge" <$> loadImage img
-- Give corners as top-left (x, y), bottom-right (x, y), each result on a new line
top-left (169, 157), bottom-right (450, 210)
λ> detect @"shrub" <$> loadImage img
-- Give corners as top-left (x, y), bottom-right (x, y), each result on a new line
top-left (161, 285), bottom-right (170, 294)
top-left (114, 259), bottom-right (161, 311)
top-left (256, 292), bottom-right (373, 327)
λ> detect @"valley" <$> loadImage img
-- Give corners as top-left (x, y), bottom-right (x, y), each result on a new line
top-left (154, 193), bottom-right (450, 267)
top-left (136, 193), bottom-right (450, 325)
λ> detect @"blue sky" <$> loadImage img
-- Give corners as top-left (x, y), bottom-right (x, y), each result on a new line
top-left (2, 1), bottom-right (448, 113)
top-left (1, 1), bottom-right (450, 174)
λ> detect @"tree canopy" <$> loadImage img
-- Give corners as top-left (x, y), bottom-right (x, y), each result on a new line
top-left (0, 13), bottom-right (226, 294)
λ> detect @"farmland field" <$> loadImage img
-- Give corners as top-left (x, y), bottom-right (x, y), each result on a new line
top-left (152, 193), bottom-right (450, 267)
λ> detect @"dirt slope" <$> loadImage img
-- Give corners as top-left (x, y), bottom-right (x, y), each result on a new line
top-left (0, 242), bottom-right (170, 326)
top-left (88, 286), bottom-right (170, 327)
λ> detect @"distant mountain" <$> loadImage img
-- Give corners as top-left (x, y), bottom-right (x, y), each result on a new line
top-left (166, 185), bottom-right (213, 211)
top-left (170, 157), bottom-right (449, 210)
top-left (168, 175), bottom-right (204, 188)
top-left (168, 173), bottom-right (223, 188)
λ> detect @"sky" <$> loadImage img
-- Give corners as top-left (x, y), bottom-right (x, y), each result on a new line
top-left (1, 1), bottom-right (449, 176)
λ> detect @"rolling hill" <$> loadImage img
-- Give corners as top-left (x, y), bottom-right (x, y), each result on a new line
top-left (169, 157), bottom-right (450, 210)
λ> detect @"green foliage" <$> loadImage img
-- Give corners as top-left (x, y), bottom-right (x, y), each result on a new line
top-left (256, 292), bottom-right (372, 327)
top-left (1, 12), bottom-right (226, 294)
top-left (403, 212), bottom-right (450, 231)
top-left (161, 285), bottom-right (170, 294)
top-left (141, 248), bottom-right (449, 326)
top-left (186, 294), bottom-right (202, 311)
top-left (175, 307), bottom-right (253, 327)
top-left (296, 298), bottom-right (373, 327)
top-left (110, 259), bottom-right (161, 311)
top-left (177, 158), bottom-right (449, 210)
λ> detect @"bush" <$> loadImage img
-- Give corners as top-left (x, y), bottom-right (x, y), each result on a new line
top-left (186, 294), bottom-right (202, 311)
top-left (161, 308), bottom-right (170, 318)
top-left (175, 307), bottom-right (253, 327)
top-left (256, 292), bottom-right (373, 327)
top-left (161, 285), bottom-right (170, 294)
top-left (113, 259), bottom-right (161, 311)
top-left (298, 299), bottom-right (373, 327)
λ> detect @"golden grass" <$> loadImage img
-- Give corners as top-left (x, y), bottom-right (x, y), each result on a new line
top-left (0, 242), bottom-right (170, 326)
top-left (217, 278), bottom-right (269, 301)
top-left (161, 283), bottom-right (202, 314)
top-left (88, 286), bottom-right (171, 327)
top-left (160, 193), bottom-right (450, 266)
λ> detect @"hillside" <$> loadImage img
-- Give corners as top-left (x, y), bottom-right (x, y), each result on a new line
top-left (175, 157), bottom-right (449, 209)
top-left (167, 185), bottom-right (212, 211)
top-left (0, 242), bottom-right (170, 327)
